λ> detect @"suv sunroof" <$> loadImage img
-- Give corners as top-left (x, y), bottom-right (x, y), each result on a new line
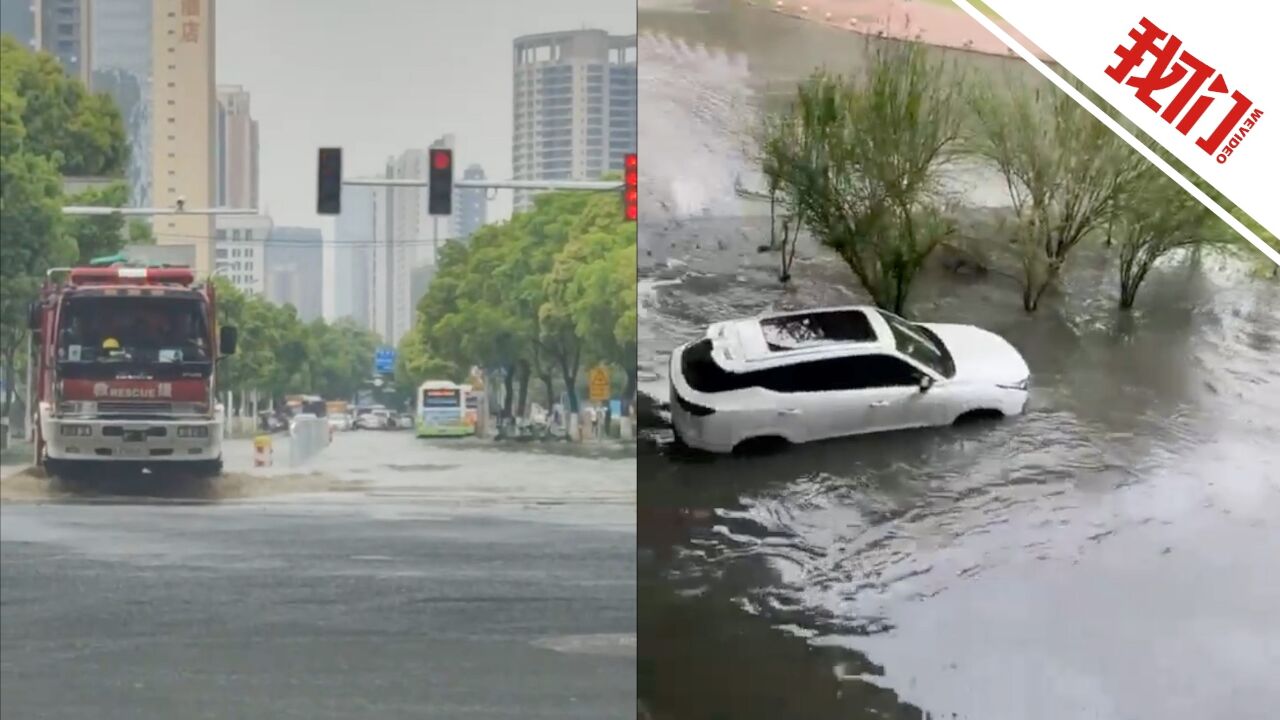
top-left (760, 309), bottom-right (875, 351)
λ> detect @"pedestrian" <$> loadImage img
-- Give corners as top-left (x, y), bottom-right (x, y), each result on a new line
top-left (584, 405), bottom-right (596, 441)
top-left (592, 405), bottom-right (602, 439)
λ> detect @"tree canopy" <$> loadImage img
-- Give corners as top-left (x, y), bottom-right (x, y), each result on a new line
top-left (405, 189), bottom-right (636, 416)
top-left (212, 278), bottom-right (382, 405)
top-left (1, 37), bottom-right (130, 420)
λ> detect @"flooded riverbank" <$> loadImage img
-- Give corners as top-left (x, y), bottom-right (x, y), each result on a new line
top-left (637, 3), bottom-right (1280, 718)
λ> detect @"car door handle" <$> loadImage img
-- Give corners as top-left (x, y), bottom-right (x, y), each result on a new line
top-left (869, 400), bottom-right (891, 408)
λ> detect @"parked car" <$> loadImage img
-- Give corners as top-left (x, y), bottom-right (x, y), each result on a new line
top-left (356, 408), bottom-right (392, 430)
top-left (395, 413), bottom-right (414, 430)
top-left (327, 413), bottom-right (352, 431)
top-left (668, 305), bottom-right (1030, 453)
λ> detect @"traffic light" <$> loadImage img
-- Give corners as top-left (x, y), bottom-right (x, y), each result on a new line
top-left (428, 148), bottom-right (453, 216)
top-left (317, 147), bottom-right (342, 215)
top-left (623, 153), bottom-right (637, 222)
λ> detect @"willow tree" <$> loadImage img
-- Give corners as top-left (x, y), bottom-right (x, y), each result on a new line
top-left (758, 41), bottom-right (966, 316)
top-left (970, 78), bottom-right (1145, 311)
top-left (1112, 160), bottom-right (1226, 309)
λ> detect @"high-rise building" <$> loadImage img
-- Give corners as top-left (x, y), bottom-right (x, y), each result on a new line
top-left (375, 136), bottom-right (455, 344)
top-left (214, 214), bottom-right (271, 297)
top-left (34, 0), bottom-right (92, 84)
top-left (452, 164), bottom-right (488, 240)
top-left (511, 30), bottom-right (637, 212)
top-left (91, 0), bottom-right (150, 207)
top-left (215, 84), bottom-right (258, 210)
top-left (151, 0), bottom-right (216, 278)
top-left (332, 184), bottom-right (375, 329)
top-left (1, 0), bottom-right (38, 49)
top-left (265, 226), bottom-right (323, 322)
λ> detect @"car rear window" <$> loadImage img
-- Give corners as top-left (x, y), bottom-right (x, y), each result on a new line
top-left (760, 309), bottom-right (875, 351)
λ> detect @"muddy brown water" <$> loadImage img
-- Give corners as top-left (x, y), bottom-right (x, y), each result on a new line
top-left (637, 3), bottom-right (1280, 719)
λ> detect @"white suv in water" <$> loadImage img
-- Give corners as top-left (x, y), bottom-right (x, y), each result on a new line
top-left (668, 306), bottom-right (1030, 453)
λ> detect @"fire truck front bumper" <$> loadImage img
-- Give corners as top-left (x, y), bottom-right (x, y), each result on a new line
top-left (43, 416), bottom-right (223, 462)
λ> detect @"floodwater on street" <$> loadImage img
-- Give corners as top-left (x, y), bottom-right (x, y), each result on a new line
top-left (1, 431), bottom-right (634, 719)
top-left (637, 2), bottom-right (1280, 719)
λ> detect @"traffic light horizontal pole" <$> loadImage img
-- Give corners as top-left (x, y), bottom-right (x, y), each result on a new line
top-left (61, 207), bottom-right (262, 216)
top-left (342, 178), bottom-right (623, 191)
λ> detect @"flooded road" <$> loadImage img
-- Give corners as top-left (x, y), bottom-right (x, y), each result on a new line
top-left (637, 2), bottom-right (1280, 719)
top-left (1, 432), bottom-right (634, 719)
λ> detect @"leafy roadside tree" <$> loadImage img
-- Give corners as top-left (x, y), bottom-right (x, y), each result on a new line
top-left (759, 41), bottom-right (966, 316)
top-left (969, 78), bottom-right (1145, 311)
top-left (63, 182), bottom-right (131, 261)
top-left (1, 38), bottom-right (127, 428)
top-left (212, 279), bottom-right (381, 406)
top-left (0, 36), bottom-right (127, 177)
top-left (411, 189), bottom-right (634, 418)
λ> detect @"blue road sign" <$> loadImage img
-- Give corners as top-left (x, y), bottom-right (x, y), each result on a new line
top-left (374, 347), bottom-right (396, 374)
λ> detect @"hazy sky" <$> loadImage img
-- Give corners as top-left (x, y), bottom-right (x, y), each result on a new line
top-left (215, 0), bottom-right (635, 234)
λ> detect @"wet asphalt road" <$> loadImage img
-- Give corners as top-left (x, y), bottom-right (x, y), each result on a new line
top-left (0, 432), bottom-right (635, 720)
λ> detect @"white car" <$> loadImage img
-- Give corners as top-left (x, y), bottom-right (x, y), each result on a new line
top-left (356, 409), bottom-right (391, 430)
top-left (668, 306), bottom-right (1030, 453)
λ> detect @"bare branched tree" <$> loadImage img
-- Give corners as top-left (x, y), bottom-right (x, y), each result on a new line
top-left (969, 78), bottom-right (1145, 312)
top-left (1113, 161), bottom-right (1227, 309)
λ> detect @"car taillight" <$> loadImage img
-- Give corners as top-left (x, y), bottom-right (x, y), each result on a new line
top-left (675, 392), bottom-right (715, 417)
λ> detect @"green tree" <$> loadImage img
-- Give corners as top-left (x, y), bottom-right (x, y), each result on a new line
top-left (1, 38), bottom-right (128, 426)
top-left (969, 78), bottom-right (1145, 311)
top-left (759, 42), bottom-right (966, 316)
top-left (544, 223), bottom-right (637, 411)
top-left (411, 188), bottom-right (634, 418)
top-left (63, 182), bottom-right (131, 261)
top-left (1112, 161), bottom-right (1228, 309)
top-left (0, 36), bottom-right (128, 177)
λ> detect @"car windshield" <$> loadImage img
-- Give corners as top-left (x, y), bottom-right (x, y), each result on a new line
top-left (57, 296), bottom-right (211, 365)
top-left (878, 310), bottom-right (955, 378)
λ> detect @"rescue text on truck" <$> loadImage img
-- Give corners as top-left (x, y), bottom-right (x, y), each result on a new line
top-left (28, 265), bottom-right (238, 479)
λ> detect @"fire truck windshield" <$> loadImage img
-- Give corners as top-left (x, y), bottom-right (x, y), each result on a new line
top-left (57, 296), bottom-right (212, 368)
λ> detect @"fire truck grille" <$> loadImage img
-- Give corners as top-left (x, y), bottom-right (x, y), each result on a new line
top-left (98, 402), bottom-right (175, 416)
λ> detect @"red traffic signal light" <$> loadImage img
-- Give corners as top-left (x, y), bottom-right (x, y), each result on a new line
top-left (428, 148), bottom-right (453, 216)
top-left (623, 153), bottom-right (637, 223)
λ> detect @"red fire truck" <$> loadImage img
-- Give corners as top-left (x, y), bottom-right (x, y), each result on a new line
top-left (27, 264), bottom-right (237, 479)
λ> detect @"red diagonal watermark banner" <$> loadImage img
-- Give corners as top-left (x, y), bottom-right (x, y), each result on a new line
top-left (953, 0), bottom-right (1279, 267)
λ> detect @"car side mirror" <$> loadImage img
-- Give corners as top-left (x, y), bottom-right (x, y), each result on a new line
top-left (918, 375), bottom-right (934, 393)
top-left (220, 325), bottom-right (238, 356)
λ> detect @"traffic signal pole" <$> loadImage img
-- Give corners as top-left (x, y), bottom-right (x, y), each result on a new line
top-left (341, 178), bottom-right (622, 191)
top-left (60, 206), bottom-right (261, 216)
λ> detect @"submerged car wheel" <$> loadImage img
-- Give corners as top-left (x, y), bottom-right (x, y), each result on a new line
top-left (731, 435), bottom-right (790, 455)
top-left (953, 408), bottom-right (1004, 425)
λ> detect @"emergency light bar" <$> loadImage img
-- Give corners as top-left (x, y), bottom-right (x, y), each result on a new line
top-left (67, 267), bottom-right (196, 286)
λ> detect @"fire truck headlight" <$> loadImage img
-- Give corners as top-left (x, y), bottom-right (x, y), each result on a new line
top-left (60, 424), bottom-right (92, 437)
top-left (177, 426), bottom-right (209, 439)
